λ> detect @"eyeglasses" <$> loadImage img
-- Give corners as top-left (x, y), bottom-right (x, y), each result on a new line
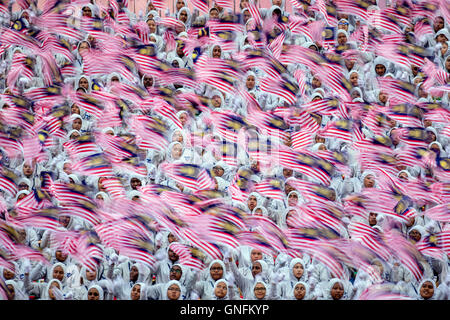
top-left (338, 22), bottom-right (349, 25)
top-left (88, 292), bottom-right (99, 296)
top-left (170, 268), bottom-right (182, 273)
top-left (254, 287), bottom-right (266, 291)
top-left (168, 287), bottom-right (181, 292)
top-left (210, 267), bottom-right (223, 271)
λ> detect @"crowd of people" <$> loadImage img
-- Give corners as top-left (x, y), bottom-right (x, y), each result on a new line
top-left (0, 0), bottom-right (449, 301)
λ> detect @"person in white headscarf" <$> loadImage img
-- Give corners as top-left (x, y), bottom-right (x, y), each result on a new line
top-left (84, 284), bottom-right (106, 300)
top-left (192, 259), bottom-right (230, 300)
top-left (4, 280), bottom-right (29, 300)
top-left (162, 279), bottom-right (187, 300)
top-left (226, 254), bottom-right (272, 299)
top-left (317, 278), bottom-right (354, 300)
top-left (286, 281), bottom-right (312, 300)
top-left (278, 257), bottom-right (309, 298)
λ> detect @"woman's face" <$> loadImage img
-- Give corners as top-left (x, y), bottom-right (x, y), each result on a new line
top-left (147, 19), bottom-right (157, 33)
top-left (246, 75), bottom-right (255, 90)
top-left (130, 177), bottom-right (142, 190)
top-left (284, 183), bottom-right (294, 196)
top-left (409, 229), bottom-right (421, 242)
top-left (293, 263), bottom-right (304, 280)
top-left (179, 112), bottom-right (188, 125)
top-left (243, 10), bottom-right (251, 23)
top-left (52, 266), bottom-right (64, 281)
top-left (169, 265), bottom-right (182, 281)
top-left (250, 249), bottom-right (263, 263)
top-left (294, 283), bottom-right (306, 300)
top-left (440, 42), bottom-right (448, 56)
top-left (350, 72), bottom-right (358, 87)
top-left (55, 249), bottom-right (68, 262)
top-left (167, 284), bottom-right (181, 300)
top-left (88, 288), bottom-right (100, 300)
top-left (71, 104), bottom-right (80, 114)
top-left (176, 0), bottom-right (185, 10)
top-left (338, 20), bottom-right (349, 31)
top-left (253, 282), bottom-right (266, 299)
top-left (212, 45), bottom-right (222, 58)
top-left (131, 284), bottom-right (141, 300)
top-left (337, 32), bottom-right (348, 45)
top-left (312, 76), bottom-right (321, 88)
top-left (445, 57), bottom-right (450, 71)
top-left (433, 17), bottom-right (444, 32)
top-left (82, 6), bottom-right (92, 17)
top-left (375, 64), bottom-right (386, 76)
top-left (214, 281), bottom-right (228, 299)
top-left (288, 193), bottom-right (299, 206)
top-left (210, 262), bottom-right (224, 281)
top-left (98, 177), bottom-right (107, 191)
top-left (213, 166), bottom-right (224, 177)
top-left (86, 269), bottom-right (97, 281)
top-left (368, 212), bottom-right (378, 226)
top-left (23, 163), bottom-right (33, 176)
top-left (247, 195), bottom-right (257, 211)
top-left (130, 266), bottom-right (139, 282)
top-left (18, 182), bottom-right (29, 191)
top-left (210, 8), bottom-right (219, 20)
top-left (240, 0), bottom-right (250, 9)
top-left (171, 143), bottom-right (183, 159)
top-left (420, 281), bottom-right (435, 300)
top-left (143, 75), bottom-right (154, 88)
top-left (179, 10), bottom-right (188, 23)
top-left (331, 282), bottom-right (344, 300)
top-left (168, 249), bottom-right (179, 262)
top-left (211, 95), bottom-right (222, 108)
top-left (79, 77), bottom-right (89, 90)
top-left (251, 262), bottom-right (262, 278)
top-left (172, 131), bottom-right (183, 143)
top-left (72, 118), bottom-right (82, 130)
top-left (363, 174), bottom-right (375, 188)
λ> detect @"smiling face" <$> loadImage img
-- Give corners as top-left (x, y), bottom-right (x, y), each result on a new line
top-left (179, 10), bottom-right (188, 23)
top-left (253, 282), bottom-right (266, 299)
top-left (212, 45), bottom-right (222, 58)
top-left (420, 281), bottom-right (434, 299)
